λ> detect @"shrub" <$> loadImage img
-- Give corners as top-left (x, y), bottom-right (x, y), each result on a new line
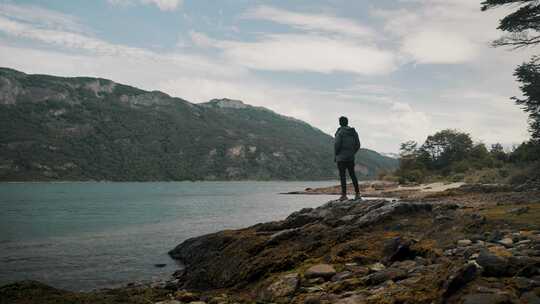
top-left (506, 162), bottom-right (540, 185)
top-left (507, 168), bottom-right (532, 185)
top-left (450, 173), bottom-right (465, 182)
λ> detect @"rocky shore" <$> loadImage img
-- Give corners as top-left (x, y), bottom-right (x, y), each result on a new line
top-left (1, 184), bottom-right (539, 304)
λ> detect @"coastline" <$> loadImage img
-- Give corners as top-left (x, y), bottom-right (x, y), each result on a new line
top-left (0, 180), bottom-right (339, 184)
top-left (282, 181), bottom-right (466, 200)
top-left (2, 182), bottom-right (540, 303)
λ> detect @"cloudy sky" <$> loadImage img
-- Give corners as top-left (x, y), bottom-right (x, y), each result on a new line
top-left (0, 0), bottom-right (535, 153)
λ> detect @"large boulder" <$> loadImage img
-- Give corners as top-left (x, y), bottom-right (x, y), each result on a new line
top-left (476, 251), bottom-right (508, 277)
top-left (442, 263), bottom-right (479, 298)
top-left (168, 200), bottom-right (433, 289)
top-left (476, 251), bottom-right (540, 277)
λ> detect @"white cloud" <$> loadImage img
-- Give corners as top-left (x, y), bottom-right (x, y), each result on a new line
top-left (0, 16), bottom-right (151, 57)
top-left (157, 76), bottom-right (316, 121)
top-left (188, 30), bottom-right (215, 48)
top-left (0, 42), bottom-right (241, 90)
top-left (402, 30), bottom-right (478, 64)
top-left (417, 88), bottom-right (529, 146)
top-left (367, 0), bottom-right (531, 147)
top-left (399, 0), bottom-right (479, 9)
top-left (190, 32), bottom-right (397, 75)
top-left (242, 5), bottom-right (374, 38)
top-left (0, 12), bottom-right (247, 79)
top-left (187, 6), bottom-right (393, 76)
top-left (374, 1), bottom-right (505, 64)
top-left (107, 0), bottom-right (182, 11)
top-left (336, 100), bottom-right (431, 149)
top-left (0, 2), bottom-right (88, 33)
top-left (425, 0), bottom-right (502, 12)
top-left (389, 103), bottom-right (432, 143)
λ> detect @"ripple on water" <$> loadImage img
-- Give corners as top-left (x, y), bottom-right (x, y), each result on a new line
top-left (0, 181), bottom-right (338, 291)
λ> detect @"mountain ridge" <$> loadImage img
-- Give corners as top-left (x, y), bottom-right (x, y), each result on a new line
top-left (0, 67), bottom-right (397, 181)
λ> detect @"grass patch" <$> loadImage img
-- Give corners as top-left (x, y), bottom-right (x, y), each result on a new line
top-left (479, 203), bottom-right (540, 229)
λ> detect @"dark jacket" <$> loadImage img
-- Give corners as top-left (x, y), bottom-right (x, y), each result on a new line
top-left (334, 126), bottom-right (361, 162)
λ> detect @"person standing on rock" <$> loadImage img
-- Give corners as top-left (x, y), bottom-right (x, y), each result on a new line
top-left (334, 116), bottom-right (361, 201)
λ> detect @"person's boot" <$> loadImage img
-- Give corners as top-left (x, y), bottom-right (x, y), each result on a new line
top-left (354, 193), bottom-right (362, 201)
top-left (339, 194), bottom-right (348, 201)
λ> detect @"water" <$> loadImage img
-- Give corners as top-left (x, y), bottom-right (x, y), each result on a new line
top-left (0, 181), bottom-right (337, 291)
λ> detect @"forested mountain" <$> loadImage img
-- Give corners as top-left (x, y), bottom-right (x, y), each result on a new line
top-left (0, 67), bottom-right (397, 181)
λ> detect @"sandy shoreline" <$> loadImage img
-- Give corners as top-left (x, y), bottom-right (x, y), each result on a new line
top-left (282, 181), bottom-right (466, 199)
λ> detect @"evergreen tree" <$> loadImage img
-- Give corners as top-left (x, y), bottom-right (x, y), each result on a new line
top-left (513, 56), bottom-right (540, 142)
top-left (481, 0), bottom-right (540, 48)
top-left (482, 0), bottom-right (540, 142)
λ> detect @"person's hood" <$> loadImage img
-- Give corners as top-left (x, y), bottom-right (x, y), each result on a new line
top-left (336, 126), bottom-right (357, 136)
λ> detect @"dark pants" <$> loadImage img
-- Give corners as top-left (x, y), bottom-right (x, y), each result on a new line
top-left (337, 161), bottom-right (359, 195)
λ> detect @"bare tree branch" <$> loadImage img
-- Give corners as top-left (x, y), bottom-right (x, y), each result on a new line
top-left (492, 33), bottom-right (540, 49)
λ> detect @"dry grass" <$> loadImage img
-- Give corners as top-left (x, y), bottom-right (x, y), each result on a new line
top-left (479, 203), bottom-right (540, 229)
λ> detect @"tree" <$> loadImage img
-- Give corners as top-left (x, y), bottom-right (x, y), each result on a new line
top-left (482, 0), bottom-right (540, 141)
top-left (399, 141), bottom-right (422, 171)
top-left (420, 130), bottom-right (473, 171)
top-left (481, 0), bottom-right (540, 48)
top-left (469, 143), bottom-right (495, 168)
top-left (513, 56), bottom-right (540, 141)
top-left (510, 140), bottom-right (540, 162)
top-left (399, 141), bottom-right (418, 158)
top-left (490, 143), bottom-right (508, 161)
top-left (397, 141), bottom-right (427, 183)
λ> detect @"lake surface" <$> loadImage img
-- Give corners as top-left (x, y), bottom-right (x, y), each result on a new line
top-left (0, 181), bottom-right (337, 291)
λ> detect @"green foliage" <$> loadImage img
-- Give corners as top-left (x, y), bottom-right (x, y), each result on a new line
top-left (397, 169), bottom-right (426, 184)
top-left (395, 140), bottom-right (427, 183)
top-left (481, 0), bottom-right (540, 48)
top-left (469, 144), bottom-right (496, 169)
top-left (396, 128), bottom-right (540, 184)
top-left (513, 57), bottom-right (540, 141)
top-left (0, 68), bottom-right (397, 181)
top-left (490, 143), bottom-right (508, 162)
top-left (506, 162), bottom-right (540, 185)
top-left (450, 173), bottom-right (465, 182)
top-left (419, 129), bottom-right (473, 171)
top-left (482, 1), bottom-right (540, 144)
top-left (395, 129), bottom-right (512, 183)
top-left (510, 140), bottom-right (540, 162)
top-left (463, 168), bottom-right (505, 184)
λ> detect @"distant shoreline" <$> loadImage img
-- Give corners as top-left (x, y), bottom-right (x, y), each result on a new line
top-left (0, 179), bottom-right (339, 184)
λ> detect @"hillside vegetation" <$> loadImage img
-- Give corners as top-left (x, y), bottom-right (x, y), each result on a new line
top-left (392, 129), bottom-right (540, 187)
top-left (0, 67), bottom-right (397, 181)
